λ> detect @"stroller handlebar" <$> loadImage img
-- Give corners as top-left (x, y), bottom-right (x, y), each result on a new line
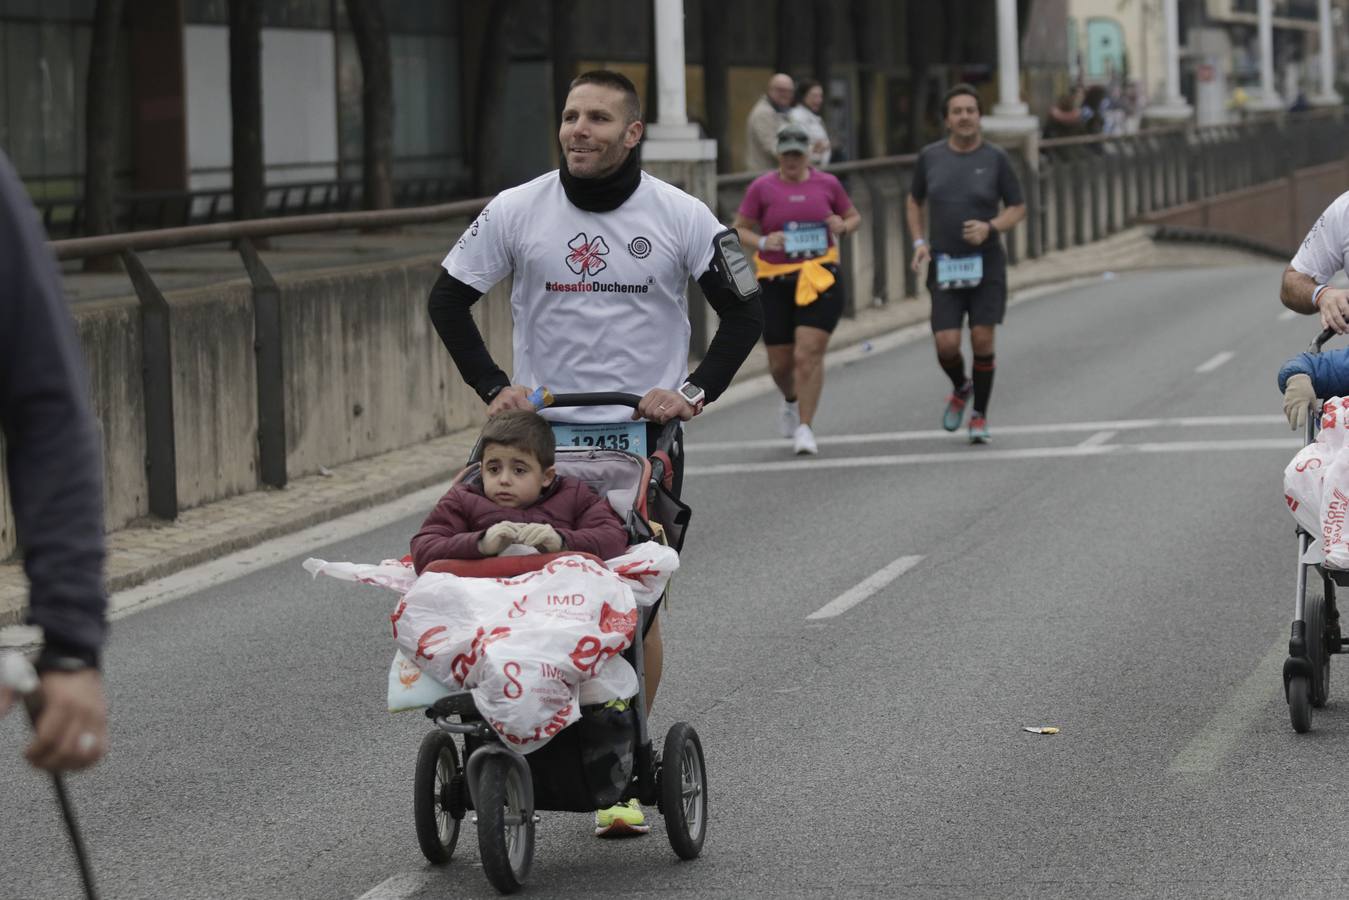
top-left (1311, 327), bottom-right (1338, 354)
top-left (546, 392), bottom-right (642, 409)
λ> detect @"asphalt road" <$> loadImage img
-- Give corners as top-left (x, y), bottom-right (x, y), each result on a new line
top-left (4, 263), bottom-right (1342, 900)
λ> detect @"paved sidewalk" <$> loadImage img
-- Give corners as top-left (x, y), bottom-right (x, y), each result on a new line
top-left (0, 227), bottom-right (1274, 627)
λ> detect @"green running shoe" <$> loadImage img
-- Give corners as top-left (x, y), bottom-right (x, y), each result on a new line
top-left (595, 798), bottom-right (649, 837)
top-left (943, 381), bottom-right (973, 431)
top-left (969, 414), bottom-right (990, 444)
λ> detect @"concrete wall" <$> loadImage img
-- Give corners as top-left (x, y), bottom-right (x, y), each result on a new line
top-left (1146, 160), bottom-right (1349, 254)
top-left (0, 253), bottom-right (511, 560)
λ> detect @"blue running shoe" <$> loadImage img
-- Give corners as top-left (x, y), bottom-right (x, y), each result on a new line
top-left (943, 381), bottom-right (973, 431)
top-left (969, 414), bottom-right (990, 444)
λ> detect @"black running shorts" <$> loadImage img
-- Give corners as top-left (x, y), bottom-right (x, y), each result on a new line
top-left (759, 265), bottom-right (845, 345)
top-left (927, 260), bottom-right (1007, 333)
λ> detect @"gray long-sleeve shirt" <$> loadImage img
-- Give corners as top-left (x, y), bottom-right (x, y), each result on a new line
top-left (0, 150), bottom-right (107, 655)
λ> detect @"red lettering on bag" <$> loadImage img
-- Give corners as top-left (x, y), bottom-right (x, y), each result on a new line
top-left (449, 626), bottom-right (512, 685)
top-left (1297, 457), bottom-right (1323, 473)
top-left (503, 661), bottom-right (523, 699)
top-left (416, 625), bottom-right (451, 661)
top-left (613, 560), bottom-right (659, 580)
top-left (390, 598), bottom-right (408, 638)
top-left (508, 596), bottom-right (528, 618)
top-left (570, 635), bottom-right (622, 675)
top-left (598, 602), bottom-right (637, 639)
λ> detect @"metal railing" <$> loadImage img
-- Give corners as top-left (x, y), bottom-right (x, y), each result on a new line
top-left (714, 107), bottom-right (1348, 314)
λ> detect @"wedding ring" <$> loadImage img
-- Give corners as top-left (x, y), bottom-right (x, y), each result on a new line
top-left (77, 732), bottom-right (97, 754)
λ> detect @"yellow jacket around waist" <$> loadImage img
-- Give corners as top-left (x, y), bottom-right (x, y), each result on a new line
top-left (753, 244), bottom-right (840, 306)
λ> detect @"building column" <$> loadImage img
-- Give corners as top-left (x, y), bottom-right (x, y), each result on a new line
top-left (1311, 0), bottom-right (1341, 106)
top-left (1248, 0), bottom-right (1284, 112)
top-left (640, 0), bottom-right (718, 351)
top-left (983, 0), bottom-right (1038, 134)
top-left (1144, 0), bottom-right (1193, 123)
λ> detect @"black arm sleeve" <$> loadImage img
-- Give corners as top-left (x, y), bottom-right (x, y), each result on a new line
top-left (0, 152), bottom-right (107, 657)
top-left (687, 272), bottom-right (764, 402)
top-left (427, 268), bottom-right (511, 402)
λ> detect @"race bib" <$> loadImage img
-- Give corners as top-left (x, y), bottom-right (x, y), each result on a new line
top-left (550, 421), bottom-right (647, 456)
top-left (783, 222), bottom-right (829, 256)
top-left (935, 254), bottom-right (984, 289)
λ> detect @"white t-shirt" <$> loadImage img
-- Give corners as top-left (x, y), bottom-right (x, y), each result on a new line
top-left (442, 170), bottom-right (726, 423)
top-left (788, 105), bottom-right (831, 167)
top-left (1291, 190), bottom-right (1349, 283)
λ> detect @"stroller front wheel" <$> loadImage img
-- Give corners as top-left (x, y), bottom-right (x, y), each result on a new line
top-left (659, 722), bottom-right (708, 860)
top-left (414, 730), bottom-right (464, 864)
top-left (1290, 676), bottom-right (1313, 733)
top-left (476, 754), bottom-right (534, 894)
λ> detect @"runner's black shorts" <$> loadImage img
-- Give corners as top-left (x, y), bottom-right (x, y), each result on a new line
top-left (759, 264), bottom-right (845, 345)
top-left (926, 256), bottom-right (1007, 332)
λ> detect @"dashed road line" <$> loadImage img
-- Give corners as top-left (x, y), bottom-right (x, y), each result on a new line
top-left (1078, 430), bottom-right (1117, 448)
top-left (356, 872), bottom-right (438, 899)
top-left (1169, 637), bottom-right (1286, 777)
top-left (807, 555), bottom-right (925, 620)
top-left (1195, 351), bottom-right (1235, 374)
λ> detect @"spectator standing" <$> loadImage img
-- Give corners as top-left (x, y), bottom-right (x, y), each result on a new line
top-left (789, 78), bottom-right (832, 167)
top-left (745, 73), bottom-right (795, 172)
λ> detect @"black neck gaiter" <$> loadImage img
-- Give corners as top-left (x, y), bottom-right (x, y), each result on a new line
top-left (559, 148), bottom-right (642, 212)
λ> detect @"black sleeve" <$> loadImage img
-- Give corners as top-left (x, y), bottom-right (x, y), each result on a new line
top-left (427, 268), bottom-right (511, 403)
top-left (687, 272), bottom-right (764, 402)
top-left (0, 152), bottom-right (107, 658)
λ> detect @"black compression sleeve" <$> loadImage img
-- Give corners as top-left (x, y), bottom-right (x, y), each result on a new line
top-left (427, 269), bottom-right (511, 402)
top-left (688, 271), bottom-right (764, 402)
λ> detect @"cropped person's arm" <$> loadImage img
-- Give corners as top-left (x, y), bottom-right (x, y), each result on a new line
top-left (0, 155), bottom-right (107, 663)
top-left (687, 272), bottom-right (764, 402)
top-left (991, 203), bottom-right (1026, 233)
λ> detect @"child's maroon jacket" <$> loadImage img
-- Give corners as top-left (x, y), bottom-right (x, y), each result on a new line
top-left (410, 476), bottom-right (628, 573)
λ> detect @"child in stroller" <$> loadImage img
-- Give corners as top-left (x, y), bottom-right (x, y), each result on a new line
top-left (409, 410), bottom-right (629, 571)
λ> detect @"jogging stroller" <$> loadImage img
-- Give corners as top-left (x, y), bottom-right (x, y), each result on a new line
top-left (409, 392), bottom-right (706, 894)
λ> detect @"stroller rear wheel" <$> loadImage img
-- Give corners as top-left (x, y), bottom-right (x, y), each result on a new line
top-left (1308, 591), bottom-right (1331, 708)
top-left (414, 731), bottom-right (464, 864)
top-left (476, 754), bottom-right (534, 894)
top-left (659, 722), bottom-right (707, 860)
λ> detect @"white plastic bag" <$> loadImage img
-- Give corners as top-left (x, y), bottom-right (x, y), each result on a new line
top-left (307, 542), bottom-right (678, 751)
top-left (1286, 441), bottom-right (1331, 536)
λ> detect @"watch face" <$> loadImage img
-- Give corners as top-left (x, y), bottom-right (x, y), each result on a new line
top-left (680, 384), bottom-right (703, 402)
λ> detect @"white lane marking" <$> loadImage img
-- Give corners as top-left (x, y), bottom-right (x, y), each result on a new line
top-left (685, 436), bottom-right (1297, 477)
top-left (1169, 637), bottom-right (1286, 776)
top-left (356, 871), bottom-right (437, 900)
top-left (1195, 351), bottom-right (1235, 374)
top-left (1078, 430), bottom-right (1117, 448)
top-left (807, 555), bottom-right (925, 620)
top-left (1280, 309), bottom-right (1300, 321)
top-left (687, 415), bottom-right (1286, 452)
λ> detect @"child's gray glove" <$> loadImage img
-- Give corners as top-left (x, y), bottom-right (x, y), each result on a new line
top-left (478, 522), bottom-right (519, 556)
top-left (515, 523), bottom-right (563, 553)
top-left (1284, 374), bottom-right (1317, 431)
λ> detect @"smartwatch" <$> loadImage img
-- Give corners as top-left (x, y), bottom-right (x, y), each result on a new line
top-left (482, 383), bottom-right (507, 404)
top-left (678, 381), bottom-right (706, 413)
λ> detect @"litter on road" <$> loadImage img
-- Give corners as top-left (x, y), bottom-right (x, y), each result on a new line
top-left (1023, 726), bottom-right (1060, 735)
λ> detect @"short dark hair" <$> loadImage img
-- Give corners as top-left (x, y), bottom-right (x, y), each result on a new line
top-left (478, 411), bottom-right (555, 469)
top-left (795, 78), bottom-right (821, 105)
top-left (941, 83), bottom-right (982, 118)
top-left (568, 70), bottom-right (642, 124)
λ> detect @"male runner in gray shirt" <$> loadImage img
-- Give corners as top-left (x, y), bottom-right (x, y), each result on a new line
top-left (906, 84), bottom-right (1026, 443)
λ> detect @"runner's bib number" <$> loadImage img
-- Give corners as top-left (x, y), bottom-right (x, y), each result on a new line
top-left (550, 421), bottom-right (647, 456)
top-left (783, 222), bottom-right (829, 256)
top-left (935, 254), bottom-right (984, 289)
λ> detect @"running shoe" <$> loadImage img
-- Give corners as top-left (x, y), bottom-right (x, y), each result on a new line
top-left (969, 414), bottom-right (990, 444)
top-left (793, 423), bottom-right (819, 456)
top-left (779, 398), bottom-right (801, 438)
top-left (595, 798), bottom-right (649, 837)
top-left (942, 381), bottom-right (973, 432)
